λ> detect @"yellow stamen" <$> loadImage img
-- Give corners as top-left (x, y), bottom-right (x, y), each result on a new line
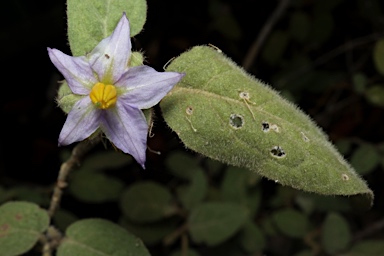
top-left (89, 83), bottom-right (117, 109)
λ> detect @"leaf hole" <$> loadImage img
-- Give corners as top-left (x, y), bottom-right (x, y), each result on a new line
top-left (342, 174), bottom-right (349, 181)
top-left (270, 146), bottom-right (286, 158)
top-left (229, 114), bottom-right (244, 129)
top-left (186, 106), bottom-right (193, 115)
top-left (239, 91), bottom-right (250, 100)
top-left (104, 54), bottom-right (110, 59)
top-left (262, 121), bottom-right (270, 132)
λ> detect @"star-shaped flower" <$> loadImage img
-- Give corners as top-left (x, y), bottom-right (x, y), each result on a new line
top-left (48, 13), bottom-right (184, 168)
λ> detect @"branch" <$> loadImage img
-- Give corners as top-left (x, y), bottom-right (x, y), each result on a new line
top-left (47, 137), bottom-right (101, 217)
top-left (242, 0), bottom-right (291, 70)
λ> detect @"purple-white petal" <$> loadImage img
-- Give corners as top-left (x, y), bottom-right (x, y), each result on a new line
top-left (48, 48), bottom-right (96, 95)
top-left (58, 97), bottom-right (101, 146)
top-left (100, 101), bottom-right (148, 168)
top-left (89, 13), bottom-right (131, 84)
top-left (116, 65), bottom-right (185, 109)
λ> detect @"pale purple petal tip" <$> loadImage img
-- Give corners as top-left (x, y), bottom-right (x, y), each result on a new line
top-left (117, 65), bottom-right (185, 109)
top-left (47, 48), bottom-right (96, 94)
top-left (101, 102), bottom-right (148, 169)
top-left (89, 14), bottom-right (131, 83)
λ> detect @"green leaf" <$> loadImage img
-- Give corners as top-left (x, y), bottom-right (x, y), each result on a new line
top-left (220, 166), bottom-right (248, 205)
top-left (80, 150), bottom-right (132, 172)
top-left (120, 182), bottom-right (176, 223)
top-left (69, 171), bottom-right (124, 203)
top-left (352, 72), bottom-right (367, 94)
top-left (67, 0), bottom-right (147, 56)
top-left (321, 212), bottom-right (351, 254)
top-left (0, 201), bottom-right (49, 256)
top-left (350, 143), bottom-right (380, 175)
top-left (165, 150), bottom-right (201, 180)
top-left (170, 249), bottom-right (201, 256)
top-left (120, 217), bottom-right (178, 245)
top-left (57, 218), bottom-right (150, 256)
top-left (373, 38), bottom-right (384, 76)
top-left (188, 202), bottom-right (248, 246)
top-left (53, 209), bottom-right (78, 232)
top-left (365, 84), bottom-right (384, 107)
top-left (347, 240), bottom-right (384, 256)
top-left (238, 220), bottom-right (266, 253)
top-left (160, 45), bottom-right (373, 206)
top-left (178, 170), bottom-right (208, 210)
top-left (272, 208), bottom-right (308, 238)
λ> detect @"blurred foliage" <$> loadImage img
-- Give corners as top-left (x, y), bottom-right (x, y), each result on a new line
top-left (1, 0), bottom-right (384, 255)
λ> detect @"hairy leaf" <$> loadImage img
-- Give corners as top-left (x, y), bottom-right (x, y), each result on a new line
top-left (161, 46), bottom-right (373, 205)
top-left (67, 0), bottom-right (147, 56)
top-left (57, 218), bottom-right (150, 256)
top-left (0, 201), bottom-right (49, 256)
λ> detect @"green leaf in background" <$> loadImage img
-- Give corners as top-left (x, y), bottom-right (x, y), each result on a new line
top-left (0, 201), bottom-right (49, 256)
top-left (69, 171), bottom-right (125, 203)
top-left (170, 249), bottom-right (201, 256)
top-left (321, 212), bottom-right (351, 254)
top-left (220, 166), bottom-right (249, 205)
top-left (161, 46), bottom-right (373, 206)
top-left (57, 218), bottom-right (150, 256)
top-left (346, 240), bottom-right (384, 256)
top-left (80, 150), bottom-right (132, 172)
top-left (272, 208), bottom-right (308, 238)
top-left (67, 0), bottom-right (147, 56)
top-left (350, 143), bottom-right (380, 175)
top-left (188, 202), bottom-right (248, 246)
top-left (373, 38), bottom-right (384, 76)
top-left (365, 84), bottom-right (384, 107)
top-left (120, 217), bottom-right (178, 246)
top-left (238, 220), bottom-right (266, 253)
top-left (352, 72), bottom-right (367, 94)
top-left (53, 209), bottom-right (78, 232)
top-left (178, 169), bottom-right (208, 210)
top-left (120, 182), bottom-right (177, 223)
top-left (165, 150), bottom-right (201, 180)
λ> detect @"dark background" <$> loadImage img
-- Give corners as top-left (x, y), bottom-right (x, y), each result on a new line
top-left (1, 0), bottom-right (384, 254)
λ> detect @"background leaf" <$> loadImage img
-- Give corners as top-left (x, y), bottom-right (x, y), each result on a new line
top-left (373, 38), bottom-right (384, 76)
top-left (57, 218), bottom-right (150, 256)
top-left (0, 201), bottom-right (49, 256)
top-left (120, 182), bottom-right (176, 223)
top-left (188, 202), bottom-right (248, 246)
top-left (67, 0), bottom-right (147, 56)
top-left (272, 208), bottom-right (308, 238)
top-left (321, 212), bottom-right (351, 254)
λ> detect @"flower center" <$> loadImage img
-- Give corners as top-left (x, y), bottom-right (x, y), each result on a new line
top-left (89, 83), bottom-right (117, 109)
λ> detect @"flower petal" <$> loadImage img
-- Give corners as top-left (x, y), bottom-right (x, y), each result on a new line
top-left (58, 97), bottom-right (101, 146)
top-left (48, 48), bottom-right (96, 95)
top-left (100, 101), bottom-right (148, 168)
top-left (116, 65), bottom-right (185, 109)
top-left (89, 13), bottom-right (131, 84)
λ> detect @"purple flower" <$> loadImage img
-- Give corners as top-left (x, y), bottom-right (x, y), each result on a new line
top-left (48, 13), bottom-right (184, 168)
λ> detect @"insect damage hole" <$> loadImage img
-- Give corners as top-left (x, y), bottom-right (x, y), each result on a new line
top-left (341, 174), bottom-right (349, 181)
top-left (186, 106), bottom-right (193, 115)
top-left (270, 146), bottom-right (286, 158)
top-left (229, 114), bottom-right (244, 129)
top-left (262, 121), bottom-right (270, 132)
